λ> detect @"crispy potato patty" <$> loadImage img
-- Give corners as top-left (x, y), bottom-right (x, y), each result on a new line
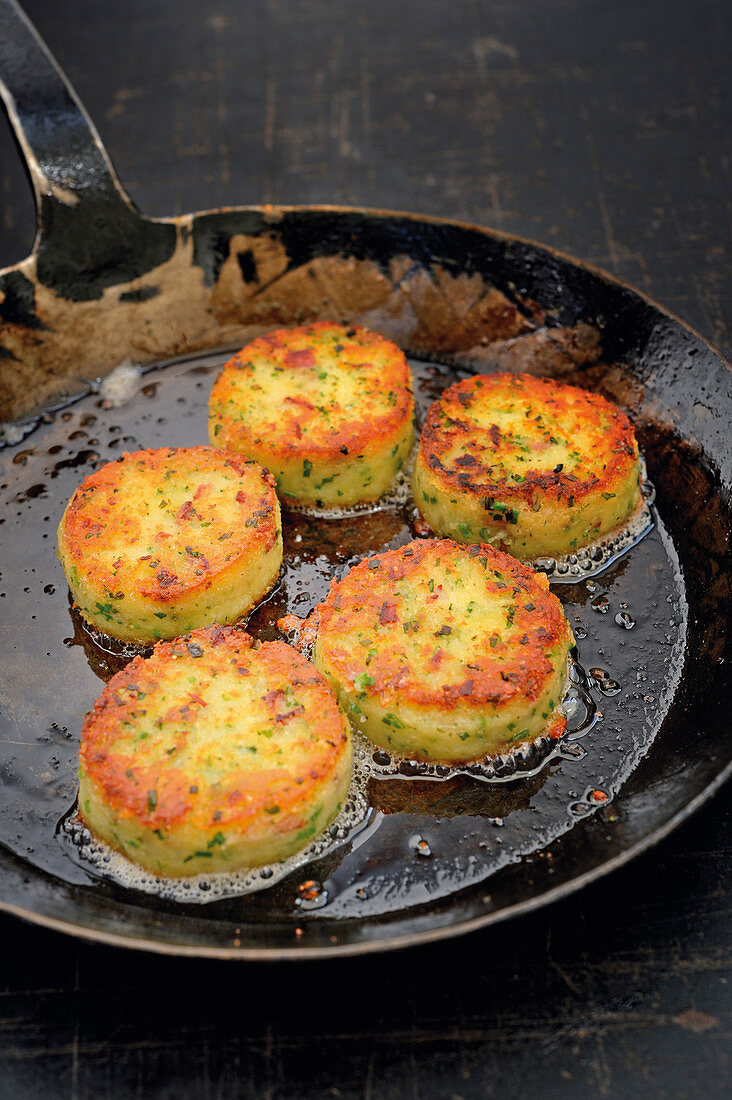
top-left (58, 447), bottom-right (282, 643)
top-left (79, 626), bottom-right (352, 876)
top-left (413, 372), bottom-right (642, 559)
top-left (313, 539), bottom-right (574, 762)
top-left (208, 322), bottom-right (414, 507)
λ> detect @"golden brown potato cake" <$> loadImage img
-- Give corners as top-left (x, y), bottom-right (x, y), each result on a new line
top-left (78, 626), bottom-right (352, 876)
top-left (313, 539), bottom-right (574, 762)
top-left (58, 447), bottom-right (282, 643)
top-left (208, 322), bottom-right (414, 507)
top-left (413, 372), bottom-right (642, 559)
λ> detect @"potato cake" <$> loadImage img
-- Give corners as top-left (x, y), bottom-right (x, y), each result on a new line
top-left (78, 626), bottom-right (352, 876)
top-left (413, 372), bottom-right (642, 559)
top-left (58, 447), bottom-right (282, 643)
top-left (208, 322), bottom-right (414, 507)
top-left (313, 539), bottom-right (574, 762)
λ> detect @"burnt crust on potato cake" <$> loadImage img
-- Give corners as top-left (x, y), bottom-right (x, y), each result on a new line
top-left (413, 372), bottom-right (642, 559)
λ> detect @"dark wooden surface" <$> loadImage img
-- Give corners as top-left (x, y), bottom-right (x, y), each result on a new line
top-left (1, 1), bottom-right (730, 1096)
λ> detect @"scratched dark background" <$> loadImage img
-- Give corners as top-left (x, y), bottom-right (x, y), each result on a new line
top-left (1, 0), bottom-right (730, 1097)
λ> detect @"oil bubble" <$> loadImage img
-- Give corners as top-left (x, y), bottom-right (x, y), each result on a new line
top-left (410, 836), bottom-right (432, 858)
top-left (534, 557), bottom-right (555, 575)
top-left (557, 741), bottom-right (587, 760)
top-left (296, 879), bottom-right (329, 911)
top-left (615, 611), bottom-right (635, 630)
top-left (590, 667), bottom-right (621, 696)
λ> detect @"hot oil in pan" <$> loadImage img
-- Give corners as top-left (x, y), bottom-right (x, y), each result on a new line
top-left (0, 351), bottom-right (687, 921)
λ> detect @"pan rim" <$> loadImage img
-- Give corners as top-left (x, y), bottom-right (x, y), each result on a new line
top-left (6, 202), bottom-right (725, 372)
top-left (1, 203), bottom-right (728, 436)
top-left (0, 761), bottom-right (728, 961)
top-left (125, 201), bottom-right (730, 369)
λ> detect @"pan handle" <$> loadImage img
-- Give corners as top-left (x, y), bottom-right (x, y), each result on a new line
top-left (0, 0), bottom-right (175, 298)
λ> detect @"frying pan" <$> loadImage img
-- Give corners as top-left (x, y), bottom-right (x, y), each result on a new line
top-left (0, 0), bottom-right (729, 958)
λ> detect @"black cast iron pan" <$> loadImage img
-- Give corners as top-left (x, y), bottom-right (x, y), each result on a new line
top-left (0, 0), bottom-right (730, 958)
